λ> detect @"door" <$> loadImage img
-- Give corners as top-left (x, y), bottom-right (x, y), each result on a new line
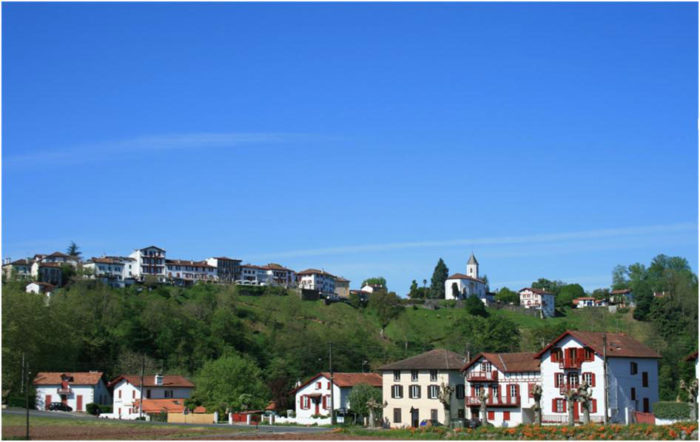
top-left (45, 395), bottom-right (52, 410)
top-left (315, 399), bottom-right (319, 415)
top-left (573, 401), bottom-right (580, 421)
top-left (77, 395), bottom-right (83, 412)
top-left (411, 408), bottom-right (419, 427)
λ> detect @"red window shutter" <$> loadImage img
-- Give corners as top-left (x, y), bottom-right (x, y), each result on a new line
top-left (503, 411), bottom-right (510, 421)
top-left (322, 396), bottom-right (327, 409)
top-left (470, 385), bottom-right (475, 396)
top-left (591, 373), bottom-right (596, 387)
top-left (562, 399), bottom-right (567, 413)
top-left (577, 348), bottom-right (584, 363)
top-left (552, 398), bottom-right (557, 411)
top-left (591, 399), bottom-right (597, 414)
top-left (528, 383), bottom-right (534, 398)
top-left (551, 351), bottom-right (556, 362)
top-left (515, 384), bottom-right (520, 398)
top-left (487, 411), bottom-right (494, 420)
top-left (554, 374), bottom-right (560, 388)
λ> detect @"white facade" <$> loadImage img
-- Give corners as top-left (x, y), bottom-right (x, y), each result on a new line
top-left (463, 355), bottom-right (540, 426)
top-left (166, 260), bottom-right (217, 284)
top-left (240, 264), bottom-right (265, 284)
top-left (538, 333), bottom-right (658, 424)
top-left (34, 374), bottom-right (111, 412)
top-left (111, 376), bottom-right (193, 420)
top-left (294, 376), bottom-right (343, 420)
top-left (519, 288), bottom-right (556, 318)
top-left (83, 257), bottom-right (137, 286)
top-left (26, 282), bottom-right (53, 295)
top-left (445, 254), bottom-right (487, 302)
top-left (129, 246), bottom-right (167, 282)
top-left (298, 270), bottom-right (336, 294)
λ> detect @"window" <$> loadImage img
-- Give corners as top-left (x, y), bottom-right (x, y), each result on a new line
top-left (316, 382), bottom-right (322, 389)
top-left (457, 409), bottom-right (465, 419)
top-left (456, 384), bottom-right (465, 399)
top-left (327, 382), bottom-right (331, 389)
top-left (146, 389), bottom-right (151, 399)
top-left (430, 370), bottom-right (438, 381)
top-left (643, 398), bottom-right (650, 413)
top-left (393, 370), bottom-right (401, 382)
top-left (551, 348), bottom-right (563, 362)
top-left (132, 390), bottom-right (135, 399)
top-left (503, 411), bottom-right (511, 421)
top-left (568, 372), bottom-right (579, 388)
top-left (165, 390), bottom-right (173, 398)
top-left (411, 370), bottom-right (419, 381)
top-left (642, 372), bottom-right (648, 387)
top-left (431, 409), bottom-right (438, 421)
top-left (480, 361), bottom-right (491, 372)
top-left (554, 398), bottom-right (566, 413)
top-left (428, 385), bottom-right (440, 399)
top-left (555, 373), bottom-right (565, 388)
top-left (118, 390), bottom-right (122, 399)
top-left (584, 347), bottom-right (595, 361)
top-left (409, 385), bottom-right (421, 399)
top-left (391, 385), bottom-right (403, 399)
top-left (631, 387), bottom-right (636, 400)
top-left (630, 362), bottom-right (638, 375)
top-left (393, 408), bottom-right (401, 423)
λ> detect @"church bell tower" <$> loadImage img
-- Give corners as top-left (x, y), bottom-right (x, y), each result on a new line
top-left (467, 252), bottom-right (479, 279)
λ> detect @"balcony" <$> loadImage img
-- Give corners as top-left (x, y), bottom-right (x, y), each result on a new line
top-left (559, 359), bottom-right (582, 370)
top-left (57, 387), bottom-right (73, 395)
top-left (465, 395), bottom-right (520, 407)
top-left (559, 383), bottom-right (580, 395)
top-left (467, 370), bottom-right (498, 382)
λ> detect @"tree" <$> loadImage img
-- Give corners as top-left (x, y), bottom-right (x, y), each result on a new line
top-left (557, 284), bottom-right (585, 308)
top-left (66, 241), bottom-right (81, 258)
top-left (591, 288), bottom-right (609, 301)
top-left (361, 277), bottom-right (386, 288)
top-left (348, 383), bottom-right (382, 425)
top-left (193, 353), bottom-right (269, 415)
top-left (451, 283), bottom-right (460, 299)
top-left (437, 383), bottom-right (455, 426)
top-left (464, 295), bottom-right (488, 317)
top-left (368, 290), bottom-right (402, 328)
top-left (408, 280), bottom-right (420, 299)
top-left (430, 259), bottom-right (449, 299)
top-left (495, 287), bottom-right (519, 305)
top-left (531, 278), bottom-right (564, 296)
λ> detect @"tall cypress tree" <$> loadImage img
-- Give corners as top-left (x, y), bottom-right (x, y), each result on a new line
top-left (430, 258), bottom-right (449, 299)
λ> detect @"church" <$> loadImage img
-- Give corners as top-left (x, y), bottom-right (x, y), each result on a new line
top-left (444, 253), bottom-right (489, 302)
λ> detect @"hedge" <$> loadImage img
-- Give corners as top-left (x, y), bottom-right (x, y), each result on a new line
top-left (86, 403), bottom-right (100, 415)
top-left (653, 401), bottom-right (691, 420)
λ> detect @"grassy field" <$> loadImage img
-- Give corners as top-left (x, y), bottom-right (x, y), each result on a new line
top-left (339, 422), bottom-right (698, 440)
top-left (1, 414), bottom-right (244, 440)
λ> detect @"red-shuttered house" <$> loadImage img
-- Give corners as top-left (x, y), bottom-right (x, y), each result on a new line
top-left (292, 372), bottom-right (381, 422)
top-left (462, 352), bottom-right (540, 426)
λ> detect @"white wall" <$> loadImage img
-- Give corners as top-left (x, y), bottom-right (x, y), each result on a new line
top-left (36, 383), bottom-right (110, 412)
top-left (295, 376), bottom-right (345, 419)
top-left (112, 380), bottom-right (193, 419)
top-left (444, 278), bottom-right (486, 301)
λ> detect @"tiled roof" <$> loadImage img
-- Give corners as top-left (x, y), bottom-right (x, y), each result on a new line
top-left (108, 375), bottom-right (195, 389)
top-left (610, 289), bottom-right (631, 294)
top-left (263, 263), bottom-right (294, 272)
top-left (47, 252), bottom-right (72, 258)
top-left (133, 399), bottom-right (205, 414)
top-left (447, 273), bottom-right (484, 283)
top-left (10, 259), bottom-right (30, 266)
top-left (297, 269), bottom-right (335, 277)
top-left (293, 372), bottom-right (381, 393)
top-left (334, 276), bottom-right (350, 283)
top-left (34, 372), bottom-right (104, 386)
top-left (463, 352), bottom-right (539, 373)
top-left (140, 246), bottom-right (165, 252)
top-left (241, 263), bottom-right (265, 270)
top-left (519, 287), bottom-right (553, 295)
top-left (91, 257), bottom-right (126, 265)
top-left (165, 259), bottom-right (214, 269)
top-left (534, 330), bottom-right (661, 360)
top-left (379, 349), bottom-right (467, 371)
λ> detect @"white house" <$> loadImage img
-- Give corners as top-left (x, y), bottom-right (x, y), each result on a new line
top-left (206, 257), bottom-right (242, 283)
top-left (165, 259), bottom-right (217, 285)
top-left (445, 253), bottom-right (488, 302)
top-left (519, 288), bottom-right (556, 318)
top-left (3, 258), bottom-right (32, 280)
top-left (34, 372), bottom-right (111, 412)
top-left (26, 281), bottom-right (55, 296)
top-left (379, 349), bottom-right (467, 428)
top-left (262, 263), bottom-right (296, 287)
top-left (573, 297), bottom-right (607, 308)
top-left (462, 352), bottom-right (541, 426)
top-left (535, 330), bottom-right (660, 424)
top-left (297, 269), bottom-right (336, 294)
top-left (240, 264), bottom-right (266, 284)
top-left (40, 252), bottom-right (80, 267)
top-left (83, 256), bottom-right (137, 287)
top-left (109, 374), bottom-right (194, 419)
top-left (609, 289), bottom-right (635, 307)
top-left (293, 372), bottom-right (382, 422)
top-left (129, 246), bottom-right (167, 282)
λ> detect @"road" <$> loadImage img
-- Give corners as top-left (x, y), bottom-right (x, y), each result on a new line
top-left (2, 408), bottom-right (331, 435)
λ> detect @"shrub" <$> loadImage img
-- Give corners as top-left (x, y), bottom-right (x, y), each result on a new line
top-left (617, 307), bottom-right (630, 314)
top-left (100, 404), bottom-right (113, 414)
top-left (236, 285), bottom-right (266, 297)
top-left (654, 401), bottom-right (691, 420)
top-left (85, 403), bottom-right (100, 415)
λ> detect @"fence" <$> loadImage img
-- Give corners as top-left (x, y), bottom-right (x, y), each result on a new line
top-left (633, 411), bottom-right (655, 424)
top-left (168, 412), bottom-right (217, 424)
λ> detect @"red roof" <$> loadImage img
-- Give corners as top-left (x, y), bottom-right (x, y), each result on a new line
top-left (263, 263), bottom-right (294, 272)
top-left (91, 257), bottom-right (126, 265)
top-left (133, 399), bottom-right (205, 414)
top-left (293, 372), bottom-right (381, 393)
top-left (534, 330), bottom-right (661, 360)
top-left (447, 273), bottom-right (484, 283)
top-left (610, 289), bottom-right (631, 295)
top-left (519, 287), bottom-right (553, 295)
top-left (297, 268), bottom-right (335, 277)
top-left (166, 259), bottom-right (214, 269)
top-left (34, 372), bottom-right (104, 386)
top-left (108, 375), bottom-right (194, 389)
top-left (462, 352), bottom-right (540, 373)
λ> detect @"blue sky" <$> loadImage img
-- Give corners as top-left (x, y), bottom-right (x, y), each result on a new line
top-left (3, 2), bottom-right (697, 295)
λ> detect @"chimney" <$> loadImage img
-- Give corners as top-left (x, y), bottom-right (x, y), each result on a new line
top-left (155, 374), bottom-right (163, 386)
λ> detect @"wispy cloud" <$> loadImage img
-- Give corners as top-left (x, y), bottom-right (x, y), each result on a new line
top-left (245, 222), bottom-right (697, 260)
top-left (4, 132), bottom-right (300, 166)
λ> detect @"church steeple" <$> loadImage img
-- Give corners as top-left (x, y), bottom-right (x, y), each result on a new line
top-left (467, 252), bottom-right (479, 278)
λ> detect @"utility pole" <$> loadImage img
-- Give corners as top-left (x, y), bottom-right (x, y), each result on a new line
top-left (329, 343), bottom-right (335, 425)
top-left (24, 356), bottom-right (30, 440)
top-left (603, 334), bottom-right (609, 425)
top-left (139, 354), bottom-right (145, 420)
